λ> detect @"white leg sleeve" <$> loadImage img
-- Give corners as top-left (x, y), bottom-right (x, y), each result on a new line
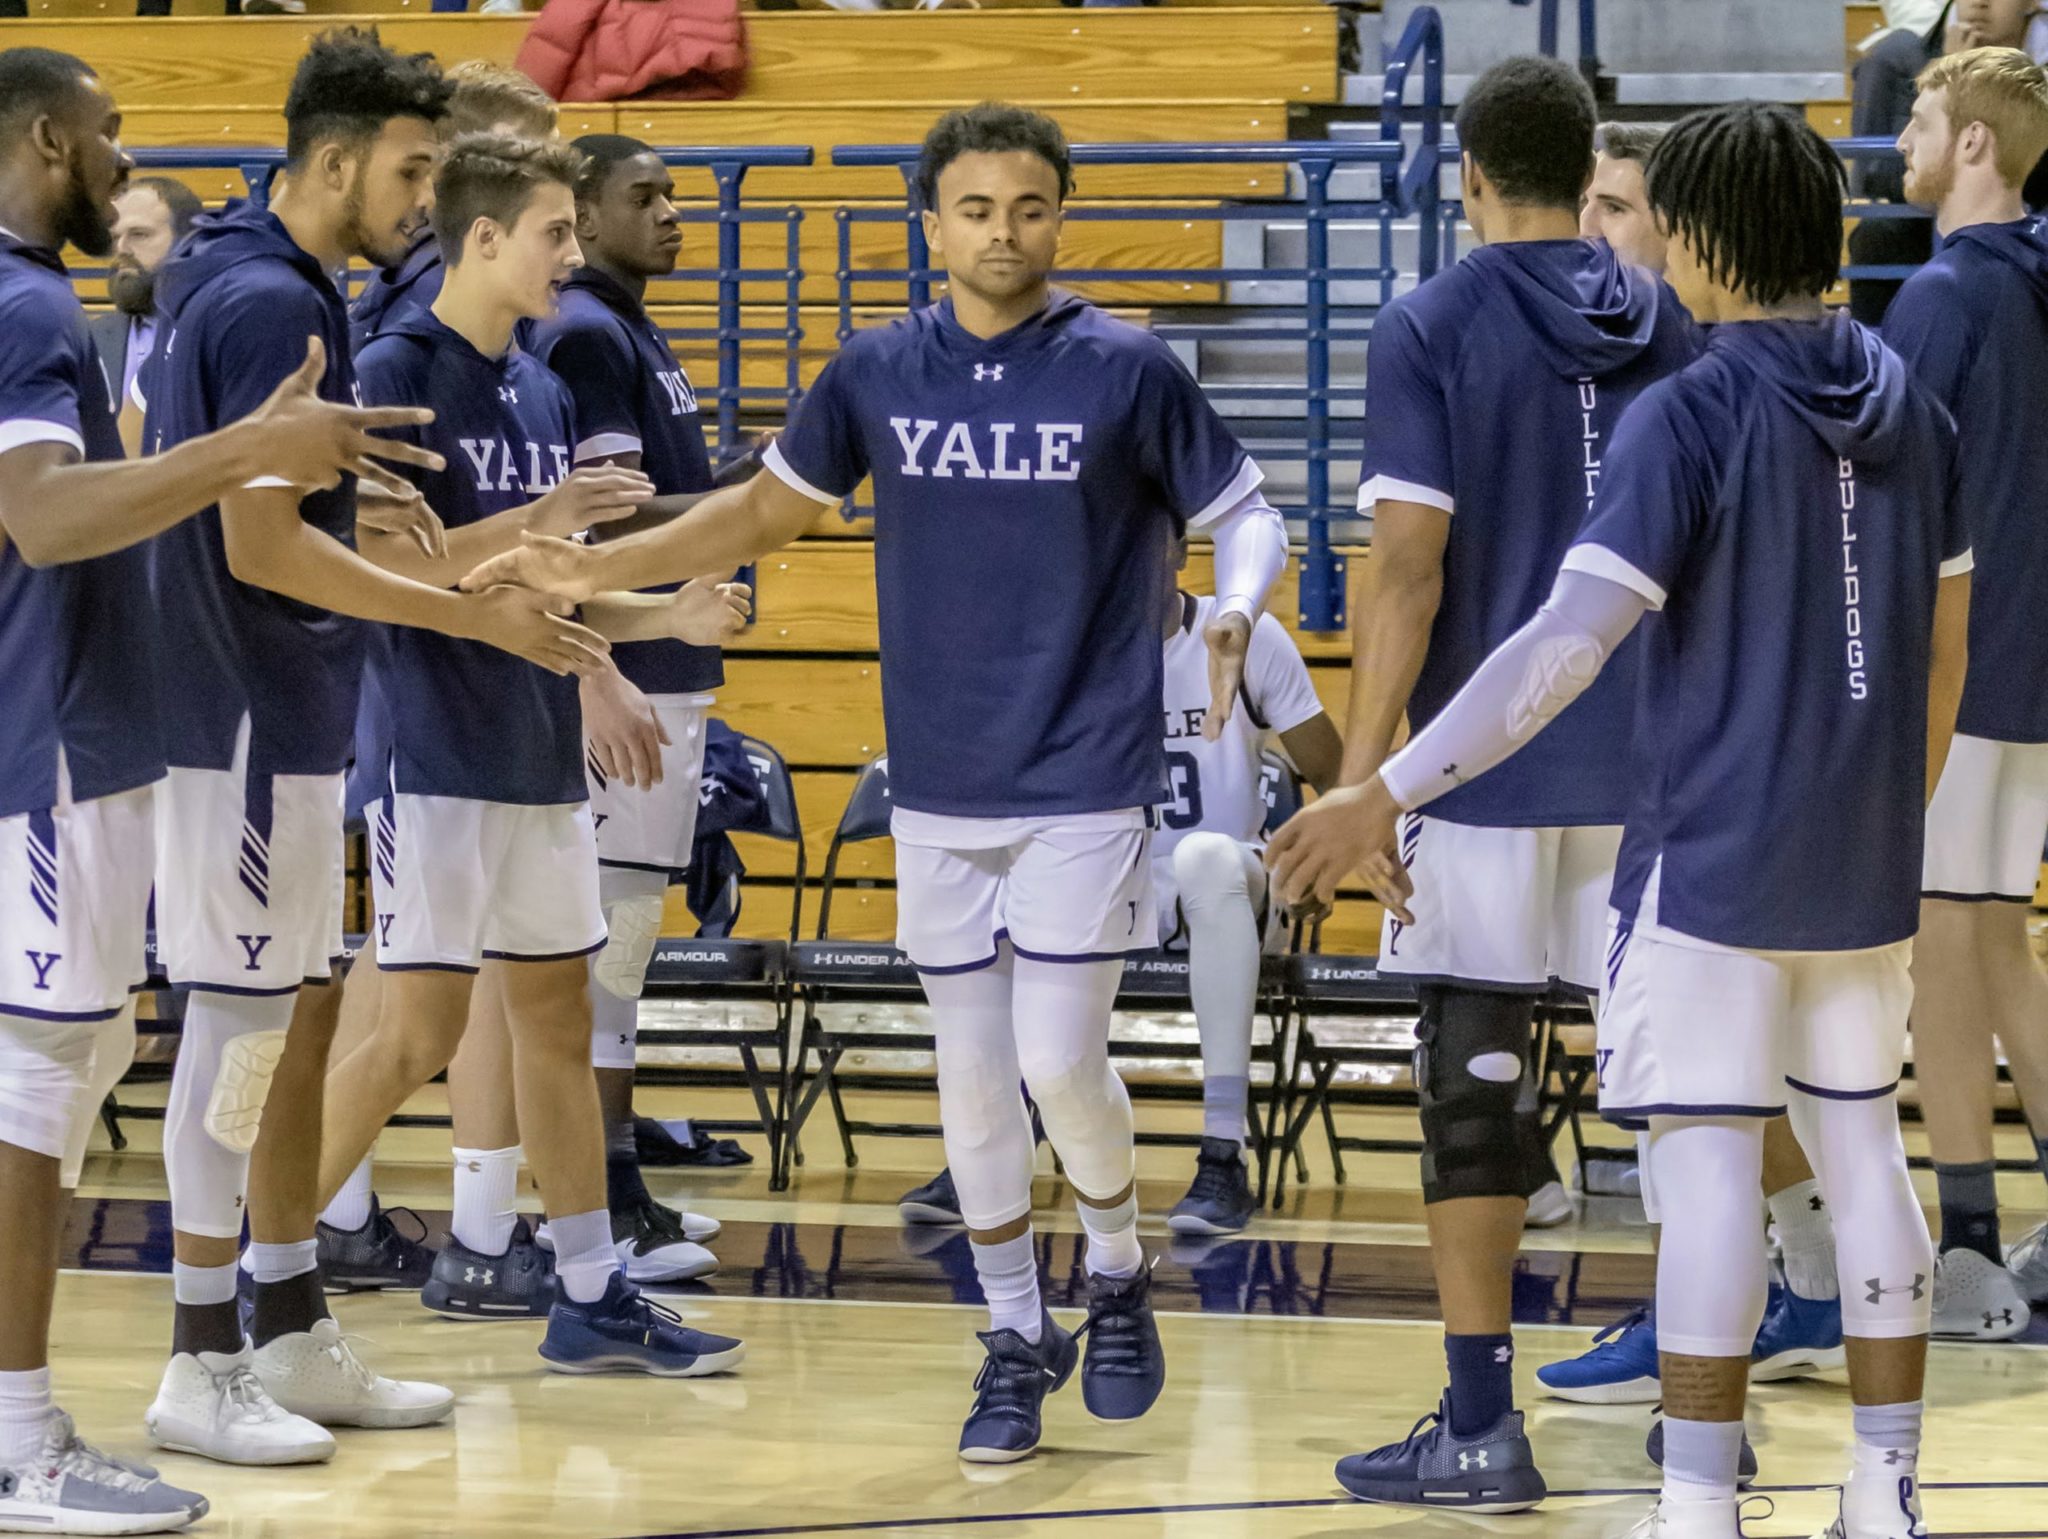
top-left (1012, 956), bottom-right (1133, 1203)
top-left (164, 991), bottom-right (295, 1239)
top-left (590, 866), bottom-right (670, 1070)
top-left (60, 1004), bottom-right (138, 1188)
top-left (923, 950), bottom-right (1036, 1231)
top-left (1789, 1090), bottom-right (1932, 1339)
top-left (1173, 834), bottom-right (1265, 1137)
top-left (1647, 1116), bottom-right (1770, 1358)
top-left (0, 1010), bottom-right (98, 1163)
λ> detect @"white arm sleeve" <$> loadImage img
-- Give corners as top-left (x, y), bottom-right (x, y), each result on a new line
top-left (1377, 570), bottom-right (1651, 811)
top-left (1199, 490), bottom-right (1288, 623)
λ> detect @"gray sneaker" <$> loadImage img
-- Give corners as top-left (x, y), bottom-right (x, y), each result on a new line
top-left (1334, 1395), bottom-right (1547, 1512)
top-left (1930, 1248), bottom-right (2031, 1340)
top-left (0, 1411), bottom-right (208, 1535)
top-left (2007, 1222), bottom-right (2048, 1307)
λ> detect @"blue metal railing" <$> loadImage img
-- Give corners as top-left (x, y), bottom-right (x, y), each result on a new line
top-left (127, 144), bottom-right (815, 455)
top-left (1515, 0), bottom-right (1600, 81)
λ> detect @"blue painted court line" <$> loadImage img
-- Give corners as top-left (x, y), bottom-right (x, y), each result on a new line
top-left (642, 1483), bottom-right (2048, 1539)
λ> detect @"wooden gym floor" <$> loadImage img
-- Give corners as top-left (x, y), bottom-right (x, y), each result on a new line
top-left (56, 1082), bottom-right (2048, 1539)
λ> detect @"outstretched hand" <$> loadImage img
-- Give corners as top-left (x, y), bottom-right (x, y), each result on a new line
top-left (1202, 610), bottom-right (1253, 741)
top-left (250, 337), bottom-right (448, 490)
top-left (669, 577), bottom-right (752, 644)
top-left (1264, 778), bottom-right (1413, 920)
top-left (459, 530), bottom-right (604, 603)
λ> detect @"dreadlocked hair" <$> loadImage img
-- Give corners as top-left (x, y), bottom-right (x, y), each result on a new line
top-left (1644, 102), bottom-right (1845, 307)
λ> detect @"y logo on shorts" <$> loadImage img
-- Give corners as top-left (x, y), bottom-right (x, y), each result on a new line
top-left (1594, 1047), bottom-right (1614, 1089)
top-left (378, 914), bottom-right (396, 948)
top-left (236, 934), bottom-right (272, 972)
top-left (23, 950), bottom-right (61, 990)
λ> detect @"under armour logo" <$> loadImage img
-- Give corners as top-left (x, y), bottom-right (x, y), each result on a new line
top-left (1986, 1308), bottom-right (2014, 1327)
top-left (464, 1266), bottom-right (495, 1286)
top-left (498, 386), bottom-right (518, 404)
top-left (1808, 1193), bottom-right (1825, 1211)
top-left (24, 950), bottom-right (60, 990)
top-left (972, 364), bottom-right (1004, 382)
top-left (236, 934), bottom-right (272, 972)
top-left (1458, 1450), bottom-right (1489, 1470)
top-left (1493, 1345), bottom-right (1512, 1364)
top-left (1865, 1273), bottom-right (1927, 1303)
top-left (0, 1473), bottom-right (14, 1497)
top-left (1884, 1449), bottom-right (1915, 1465)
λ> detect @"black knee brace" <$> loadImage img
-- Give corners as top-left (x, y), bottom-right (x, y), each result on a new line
top-left (1414, 984), bottom-right (1543, 1204)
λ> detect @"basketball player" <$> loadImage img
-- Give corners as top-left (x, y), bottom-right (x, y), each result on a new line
top-left (136, 30), bottom-right (606, 1464)
top-left (1887, 45), bottom-right (2048, 1337)
top-left (1257, 57), bottom-right (1699, 1509)
top-left (1155, 541), bottom-right (1340, 1232)
top-left (1551, 115), bottom-right (1850, 1407)
top-left (460, 103), bottom-right (1290, 1462)
top-left (318, 132), bottom-right (749, 1375)
top-left (0, 43), bottom-right (453, 1532)
top-left (1274, 102), bottom-right (1965, 1539)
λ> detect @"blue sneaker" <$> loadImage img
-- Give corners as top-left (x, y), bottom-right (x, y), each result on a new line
top-left (898, 1169), bottom-right (962, 1226)
top-left (1076, 1264), bottom-right (1165, 1421)
top-left (1535, 1305), bottom-right (1661, 1404)
top-left (1645, 1404), bottom-right (1758, 1487)
top-left (421, 1218), bottom-right (556, 1320)
top-left (1335, 1397), bottom-right (1547, 1512)
top-left (1750, 1283), bottom-right (1846, 1382)
top-left (958, 1310), bottom-right (1079, 1463)
top-left (539, 1272), bottom-right (747, 1377)
top-left (1166, 1138), bottom-right (1256, 1235)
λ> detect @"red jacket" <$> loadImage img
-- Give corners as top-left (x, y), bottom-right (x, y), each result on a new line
top-left (516, 0), bottom-right (747, 103)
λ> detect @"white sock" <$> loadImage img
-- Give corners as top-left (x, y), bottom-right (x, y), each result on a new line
top-left (1768, 1179), bottom-right (1840, 1300)
top-left (551, 1208), bottom-right (619, 1304)
top-left (245, 1239), bottom-right (319, 1285)
top-left (1661, 1415), bottom-right (1744, 1504)
top-left (172, 1259), bottom-right (239, 1307)
top-left (969, 1231), bottom-right (1042, 1341)
top-left (0, 1367), bottom-right (52, 1467)
top-left (452, 1146), bottom-right (521, 1256)
top-left (321, 1155), bottom-right (374, 1232)
top-left (1078, 1190), bottom-right (1143, 1278)
top-left (1851, 1399), bottom-right (1922, 1473)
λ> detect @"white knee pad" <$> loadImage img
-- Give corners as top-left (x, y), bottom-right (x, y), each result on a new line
top-left (1790, 1091), bottom-right (1932, 1338)
top-left (60, 1006), bottom-right (139, 1187)
top-left (0, 1010), bottom-right (98, 1162)
top-left (1171, 832), bottom-right (1261, 910)
top-left (1646, 1117), bottom-right (1770, 1358)
top-left (165, 991), bottom-right (294, 1237)
top-left (205, 1029), bottom-right (289, 1153)
top-left (594, 893), bottom-right (665, 1001)
top-left (1012, 957), bottom-right (1132, 1201)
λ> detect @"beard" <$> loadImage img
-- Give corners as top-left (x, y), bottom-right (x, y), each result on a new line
top-left (108, 263), bottom-right (156, 316)
top-left (1903, 148), bottom-right (1955, 211)
top-left (339, 164), bottom-right (410, 270)
top-left (55, 156), bottom-right (113, 258)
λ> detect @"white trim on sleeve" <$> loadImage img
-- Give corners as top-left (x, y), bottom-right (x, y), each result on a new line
top-left (1357, 474), bottom-right (1454, 516)
top-left (574, 432), bottom-right (642, 464)
top-left (1939, 549), bottom-right (1975, 579)
top-left (1561, 542), bottom-right (1669, 611)
top-left (1185, 458), bottom-right (1267, 529)
top-left (761, 439), bottom-right (842, 507)
top-left (0, 420), bottom-right (85, 457)
top-left (242, 476), bottom-right (296, 490)
top-left (127, 372), bottom-right (147, 413)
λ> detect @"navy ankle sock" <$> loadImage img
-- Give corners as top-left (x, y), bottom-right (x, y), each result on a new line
top-left (1934, 1159), bottom-right (2002, 1263)
top-left (1444, 1332), bottom-right (1515, 1438)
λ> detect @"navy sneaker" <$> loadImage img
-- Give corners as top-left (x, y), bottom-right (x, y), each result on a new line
top-left (1749, 1283), bottom-right (1846, 1381)
top-left (1535, 1304), bottom-right (1661, 1404)
top-left (316, 1196), bottom-right (434, 1293)
top-left (421, 1219), bottom-right (555, 1319)
top-left (957, 1310), bottom-right (1079, 1464)
top-left (1076, 1264), bottom-right (1165, 1421)
top-left (1335, 1397), bottom-right (1547, 1513)
top-left (1645, 1405), bottom-right (1758, 1487)
top-left (1166, 1138), bottom-right (1256, 1235)
top-left (898, 1169), bottom-right (962, 1226)
top-left (539, 1272), bottom-right (746, 1377)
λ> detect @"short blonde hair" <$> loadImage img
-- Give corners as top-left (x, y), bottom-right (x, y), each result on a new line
top-left (443, 60), bottom-right (557, 141)
top-left (1918, 45), bottom-right (2048, 186)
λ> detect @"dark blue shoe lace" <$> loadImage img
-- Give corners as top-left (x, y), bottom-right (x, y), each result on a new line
top-left (1075, 1266), bottom-right (1158, 1380)
top-left (967, 1331), bottom-right (1058, 1423)
top-left (1591, 1304), bottom-right (1652, 1348)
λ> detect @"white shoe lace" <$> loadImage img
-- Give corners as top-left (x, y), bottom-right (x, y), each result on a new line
top-left (218, 1362), bottom-right (291, 1426)
top-left (317, 1326), bottom-right (386, 1395)
top-left (47, 1416), bottom-right (154, 1495)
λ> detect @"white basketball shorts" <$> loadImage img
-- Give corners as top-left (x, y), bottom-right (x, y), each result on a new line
top-left (893, 809), bottom-right (1155, 973)
top-left (370, 792), bottom-right (606, 972)
top-left (1376, 816), bottom-right (1621, 993)
top-left (1922, 734), bottom-right (2048, 903)
top-left (155, 728), bottom-right (345, 996)
top-left (588, 694), bottom-right (712, 877)
top-left (1597, 862), bottom-right (1913, 1126)
top-left (0, 774), bottom-right (154, 1021)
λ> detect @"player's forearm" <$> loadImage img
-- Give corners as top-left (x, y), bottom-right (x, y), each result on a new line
top-left (358, 499), bottom-right (524, 587)
top-left (227, 507), bottom-right (474, 637)
top-left (1925, 572), bottom-right (1971, 804)
top-left (1339, 559), bottom-right (1441, 785)
top-left (581, 591), bottom-right (688, 643)
top-left (1200, 494), bottom-right (1288, 619)
top-left (0, 422), bottom-right (265, 566)
top-left (585, 490), bottom-right (713, 544)
top-left (584, 479), bottom-right (806, 592)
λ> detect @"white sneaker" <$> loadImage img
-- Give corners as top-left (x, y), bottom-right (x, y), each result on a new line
top-left (2006, 1221), bottom-right (2048, 1306)
top-left (1621, 1495), bottom-right (1744, 1539)
top-left (253, 1319), bottom-right (454, 1429)
top-left (479, 0), bottom-right (524, 11)
top-left (145, 1348), bottom-right (335, 1467)
top-left (1814, 1466), bottom-right (1928, 1538)
top-left (1, 1411), bottom-right (209, 1536)
top-left (1930, 1247), bottom-right (2031, 1340)
top-left (675, 1209), bottom-right (721, 1245)
top-left (1524, 1180), bottom-right (1576, 1229)
top-left (539, 1203), bottom-right (721, 1280)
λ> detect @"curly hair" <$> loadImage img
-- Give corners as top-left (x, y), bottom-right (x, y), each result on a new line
top-left (284, 27), bottom-right (452, 168)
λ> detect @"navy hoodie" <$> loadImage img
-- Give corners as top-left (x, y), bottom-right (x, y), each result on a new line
top-left (1578, 314), bottom-right (1967, 951)
top-left (1358, 239), bottom-right (1701, 826)
top-left (348, 228), bottom-right (444, 354)
top-left (1885, 217), bottom-right (2048, 743)
top-left (140, 199), bottom-right (364, 777)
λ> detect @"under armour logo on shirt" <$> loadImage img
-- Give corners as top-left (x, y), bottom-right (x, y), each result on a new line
top-left (1458, 1450), bottom-right (1489, 1470)
top-left (499, 386), bottom-right (518, 404)
top-left (973, 364), bottom-right (1004, 382)
top-left (1865, 1273), bottom-right (1928, 1303)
